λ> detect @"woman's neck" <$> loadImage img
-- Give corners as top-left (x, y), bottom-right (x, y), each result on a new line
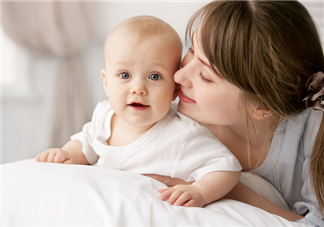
top-left (202, 116), bottom-right (279, 170)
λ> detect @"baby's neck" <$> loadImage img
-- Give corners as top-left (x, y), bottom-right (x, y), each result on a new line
top-left (108, 113), bottom-right (155, 146)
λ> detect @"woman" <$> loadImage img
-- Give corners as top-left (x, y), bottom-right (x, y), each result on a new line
top-left (148, 1), bottom-right (324, 226)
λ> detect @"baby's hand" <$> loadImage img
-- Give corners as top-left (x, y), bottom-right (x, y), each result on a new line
top-left (35, 148), bottom-right (73, 164)
top-left (158, 185), bottom-right (206, 207)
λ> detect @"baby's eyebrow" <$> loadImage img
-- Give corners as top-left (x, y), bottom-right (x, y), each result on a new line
top-left (113, 61), bottom-right (134, 67)
top-left (149, 61), bottom-right (168, 71)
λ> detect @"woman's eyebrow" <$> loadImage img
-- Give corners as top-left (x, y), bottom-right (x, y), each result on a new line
top-left (198, 57), bottom-right (213, 70)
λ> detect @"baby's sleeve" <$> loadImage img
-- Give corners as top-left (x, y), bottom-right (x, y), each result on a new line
top-left (70, 101), bottom-right (109, 164)
top-left (171, 127), bottom-right (242, 182)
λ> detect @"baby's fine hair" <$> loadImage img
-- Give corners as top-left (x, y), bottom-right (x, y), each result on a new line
top-left (106, 15), bottom-right (182, 50)
top-left (187, 0), bottom-right (324, 215)
top-left (104, 15), bottom-right (182, 68)
top-left (120, 16), bottom-right (181, 45)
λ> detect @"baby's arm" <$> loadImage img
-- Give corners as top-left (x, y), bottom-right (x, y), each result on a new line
top-left (159, 171), bottom-right (241, 207)
top-left (35, 140), bottom-right (89, 165)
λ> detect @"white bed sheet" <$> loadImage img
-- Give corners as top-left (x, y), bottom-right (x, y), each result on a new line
top-left (2, 159), bottom-right (308, 226)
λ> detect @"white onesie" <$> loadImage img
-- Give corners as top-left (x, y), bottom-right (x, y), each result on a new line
top-left (71, 101), bottom-right (242, 181)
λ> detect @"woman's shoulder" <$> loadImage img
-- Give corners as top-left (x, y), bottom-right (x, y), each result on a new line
top-left (279, 109), bottom-right (322, 150)
top-left (257, 109), bottom-right (323, 174)
top-left (302, 109), bottom-right (323, 158)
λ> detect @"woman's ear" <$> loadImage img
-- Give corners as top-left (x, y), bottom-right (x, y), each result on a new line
top-left (252, 108), bottom-right (273, 120)
top-left (172, 83), bottom-right (180, 101)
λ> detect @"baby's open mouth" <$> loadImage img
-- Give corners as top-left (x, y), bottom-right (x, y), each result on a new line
top-left (128, 102), bottom-right (149, 107)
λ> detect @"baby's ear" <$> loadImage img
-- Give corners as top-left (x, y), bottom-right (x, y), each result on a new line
top-left (172, 83), bottom-right (180, 101)
top-left (101, 69), bottom-right (107, 89)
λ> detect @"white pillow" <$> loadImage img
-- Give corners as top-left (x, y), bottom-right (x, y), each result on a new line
top-left (2, 159), bottom-right (305, 226)
top-left (240, 171), bottom-right (290, 210)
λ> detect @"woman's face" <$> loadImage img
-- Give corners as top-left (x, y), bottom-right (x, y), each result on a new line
top-left (174, 28), bottom-right (246, 126)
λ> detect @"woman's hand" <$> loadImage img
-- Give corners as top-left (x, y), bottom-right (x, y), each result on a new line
top-left (143, 174), bottom-right (193, 187)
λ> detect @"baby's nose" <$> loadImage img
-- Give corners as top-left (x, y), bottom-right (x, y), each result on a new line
top-left (130, 83), bottom-right (147, 95)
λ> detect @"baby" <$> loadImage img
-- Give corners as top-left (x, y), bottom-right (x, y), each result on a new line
top-left (36, 15), bottom-right (242, 207)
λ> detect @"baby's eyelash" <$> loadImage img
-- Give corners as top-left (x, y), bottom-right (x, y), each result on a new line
top-left (199, 73), bottom-right (212, 84)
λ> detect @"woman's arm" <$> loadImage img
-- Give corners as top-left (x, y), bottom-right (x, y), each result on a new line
top-left (145, 174), bottom-right (303, 221)
top-left (224, 182), bottom-right (303, 222)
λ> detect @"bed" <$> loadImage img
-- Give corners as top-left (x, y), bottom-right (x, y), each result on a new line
top-left (2, 159), bottom-right (308, 226)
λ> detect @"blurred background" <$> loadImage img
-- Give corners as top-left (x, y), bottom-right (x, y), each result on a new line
top-left (1, 1), bottom-right (323, 164)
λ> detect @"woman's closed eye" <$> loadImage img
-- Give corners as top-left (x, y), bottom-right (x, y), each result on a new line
top-left (119, 72), bottom-right (132, 79)
top-left (199, 73), bottom-right (212, 84)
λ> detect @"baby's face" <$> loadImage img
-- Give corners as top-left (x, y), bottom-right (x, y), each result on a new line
top-left (102, 29), bottom-right (181, 127)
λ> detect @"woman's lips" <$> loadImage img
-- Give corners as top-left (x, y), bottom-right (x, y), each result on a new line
top-left (178, 89), bottom-right (196, 104)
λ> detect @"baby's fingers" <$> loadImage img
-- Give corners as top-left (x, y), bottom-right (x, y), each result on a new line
top-left (35, 153), bottom-right (41, 162)
top-left (47, 151), bottom-right (57, 163)
top-left (174, 193), bottom-right (192, 206)
top-left (62, 157), bottom-right (72, 164)
top-left (159, 188), bottom-right (170, 193)
top-left (37, 151), bottom-right (50, 162)
top-left (54, 152), bottom-right (67, 163)
top-left (158, 188), bottom-right (174, 201)
top-left (168, 190), bottom-right (183, 205)
top-left (183, 199), bottom-right (199, 207)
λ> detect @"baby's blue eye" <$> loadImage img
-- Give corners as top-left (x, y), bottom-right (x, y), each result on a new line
top-left (119, 72), bottom-right (131, 79)
top-left (149, 74), bottom-right (161, 81)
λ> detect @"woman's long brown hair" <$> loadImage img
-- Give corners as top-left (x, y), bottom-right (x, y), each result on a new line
top-left (186, 1), bottom-right (324, 215)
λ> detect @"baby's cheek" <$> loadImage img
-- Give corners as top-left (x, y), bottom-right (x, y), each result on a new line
top-left (155, 88), bottom-right (174, 102)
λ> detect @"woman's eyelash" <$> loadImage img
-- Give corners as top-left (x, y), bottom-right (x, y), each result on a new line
top-left (199, 73), bottom-right (212, 84)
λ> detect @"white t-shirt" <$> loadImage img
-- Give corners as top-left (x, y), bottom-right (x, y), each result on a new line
top-left (71, 101), bottom-right (242, 181)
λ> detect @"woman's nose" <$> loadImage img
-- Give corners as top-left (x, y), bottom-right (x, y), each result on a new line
top-left (174, 52), bottom-right (193, 88)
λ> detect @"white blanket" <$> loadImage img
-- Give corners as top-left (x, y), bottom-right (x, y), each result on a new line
top-left (2, 159), bottom-right (308, 226)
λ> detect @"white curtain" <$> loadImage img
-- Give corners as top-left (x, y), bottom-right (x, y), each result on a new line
top-left (2, 2), bottom-right (97, 147)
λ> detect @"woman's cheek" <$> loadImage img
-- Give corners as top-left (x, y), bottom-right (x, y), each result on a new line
top-left (197, 88), bottom-right (219, 113)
